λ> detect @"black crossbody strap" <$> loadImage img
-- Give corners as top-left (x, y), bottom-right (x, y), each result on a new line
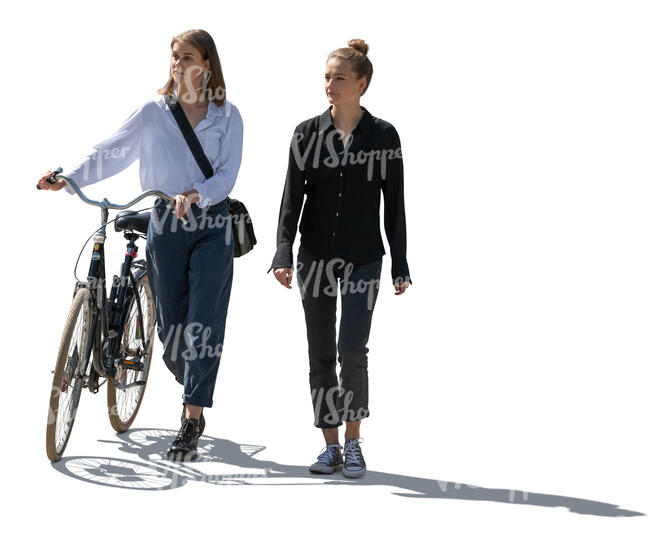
top-left (164, 93), bottom-right (213, 180)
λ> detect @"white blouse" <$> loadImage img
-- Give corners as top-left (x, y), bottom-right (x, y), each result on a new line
top-left (63, 92), bottom-right (243, 209)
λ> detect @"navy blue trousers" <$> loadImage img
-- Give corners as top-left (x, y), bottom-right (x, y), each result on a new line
top-left (296, 244), bottom-right (382, 428)
top-left (145, 198), bottom-right (234, 408)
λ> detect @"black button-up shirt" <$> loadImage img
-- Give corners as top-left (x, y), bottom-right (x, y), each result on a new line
top-left (267, 105), bottom-right (412, 286)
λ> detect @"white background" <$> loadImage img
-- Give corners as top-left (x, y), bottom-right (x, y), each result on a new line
top-left (2, 0), bottom-right (649, 532)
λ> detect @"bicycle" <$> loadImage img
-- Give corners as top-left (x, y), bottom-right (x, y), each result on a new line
top-left (39, 167), bottom-right (187, 462)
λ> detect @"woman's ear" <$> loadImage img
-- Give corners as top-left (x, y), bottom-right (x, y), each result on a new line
top-left (358, 77), bottom-right (367, 95)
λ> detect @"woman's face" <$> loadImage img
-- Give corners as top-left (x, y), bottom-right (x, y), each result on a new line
top-left (171, 40), bottom-right (209, 88)
top-left (324, 57), bottom-right (367, 106)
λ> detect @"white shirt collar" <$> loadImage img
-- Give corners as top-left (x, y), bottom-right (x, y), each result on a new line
top-left (159, 91), bottom-right (224, 119)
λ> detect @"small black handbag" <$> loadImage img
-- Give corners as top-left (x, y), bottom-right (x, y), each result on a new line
top-left (164, 93), bottom-right (256, 257)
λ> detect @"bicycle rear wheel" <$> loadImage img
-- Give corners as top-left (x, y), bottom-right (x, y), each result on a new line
top-left (107, 275), bottom-right (155, 432)
top-left (46, 287), bottom-right (92, 462)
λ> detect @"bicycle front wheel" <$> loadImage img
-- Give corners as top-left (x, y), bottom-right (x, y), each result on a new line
top-left (46, 287), bottom-right (92, 462)
top-left (107, 274), bottom-right (156, 432)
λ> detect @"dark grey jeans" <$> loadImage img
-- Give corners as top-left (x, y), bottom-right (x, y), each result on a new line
top-left (296, 244), bottom-right (382, 428)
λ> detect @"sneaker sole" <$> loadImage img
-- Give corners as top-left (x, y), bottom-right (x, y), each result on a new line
top-left (309, 463), bottom-right (343, 474)
top-left (342, 466), bottom-right (366, 478)
top-left (167, 449), bottom-right (199, 462)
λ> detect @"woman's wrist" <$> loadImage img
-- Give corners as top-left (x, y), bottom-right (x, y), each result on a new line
top-left (181, 189), bottom-right (200, 203)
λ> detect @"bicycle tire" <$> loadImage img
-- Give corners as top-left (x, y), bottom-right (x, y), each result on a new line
top-left (46, 287), bottom-right (92, 462)
top-left (107, 275), bottom-right (156, 432)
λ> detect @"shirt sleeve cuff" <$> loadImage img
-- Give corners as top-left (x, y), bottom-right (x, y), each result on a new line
top-left (63, 180), bottom-right (76, 196)
top-left (191, 182), bottom-right (212, 209)
top-left (391, 256), bottom-right (412, 286)
top-left (268, 243), bottom-right (294, 273)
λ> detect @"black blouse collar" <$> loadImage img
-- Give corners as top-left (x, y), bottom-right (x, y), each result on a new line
top-left (318, 105), bottom-right (373, 136)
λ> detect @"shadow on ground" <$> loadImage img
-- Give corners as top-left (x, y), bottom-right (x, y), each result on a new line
top-left (50, 427), bottom-right (644, 517)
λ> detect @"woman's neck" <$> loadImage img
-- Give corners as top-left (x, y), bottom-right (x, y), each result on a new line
top-left (331, 102), bottom-right (364, 134)
top-left (176, 81), bottom-right (209, 108)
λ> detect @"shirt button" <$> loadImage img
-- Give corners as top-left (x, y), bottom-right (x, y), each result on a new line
top-left (332, 232), bottom-right (336, 237)
top-left (339, 172), bottom-right (343, 177)
top-left (338, 192), bottom-right (342, 197)
top-left (335, 211), bottom-right (339, 216)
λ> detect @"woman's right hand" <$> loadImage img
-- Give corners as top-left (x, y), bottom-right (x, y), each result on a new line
top-left (273, 267), bottom-right (293, 289)
top-left (37, 170), bottom-right (67, 191)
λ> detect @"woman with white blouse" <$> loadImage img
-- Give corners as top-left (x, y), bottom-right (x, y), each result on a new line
top-left (37, 29), bottom-right (244, 461)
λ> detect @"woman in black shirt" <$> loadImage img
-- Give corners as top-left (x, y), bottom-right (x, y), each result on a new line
top-left (269, 39), bottom-right (412, 478)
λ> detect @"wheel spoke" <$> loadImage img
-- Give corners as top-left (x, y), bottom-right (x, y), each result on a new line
top-left (51, 291), bottom-right (91, 455)
top-left (111, 281), bottom-right (155, 426)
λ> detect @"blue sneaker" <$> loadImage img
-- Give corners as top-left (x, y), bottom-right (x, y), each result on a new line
top-left (343, 437), bottom-right (366, 478)
top-left (309, 443), bottom-right (343, 474)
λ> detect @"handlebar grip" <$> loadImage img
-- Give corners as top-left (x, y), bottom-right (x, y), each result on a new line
top-left (36, 166), bottom-right (64, 190)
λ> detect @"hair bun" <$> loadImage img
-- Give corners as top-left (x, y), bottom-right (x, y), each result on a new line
top-left (347, 39), bottom-right (369, 56)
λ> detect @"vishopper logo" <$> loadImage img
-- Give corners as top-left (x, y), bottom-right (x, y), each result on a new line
top-left (150, 202), bottom-right (235, 240)
top-left (433, 480), bottom-right (529, 504)
top-left (160, 321), bottom-right (224, 362)
top-left (174, 65), bottom-right (226, 105)
top-left (291, 129), bottom-right (402, 181)
top-left (311, 385), bottom-right (369, 426)
top-left (164, 468), bottom-right (271, 489)
top-left (297, 256), bottom-right (380, 310)
top-left (76, 144), bottom-right (134, 186)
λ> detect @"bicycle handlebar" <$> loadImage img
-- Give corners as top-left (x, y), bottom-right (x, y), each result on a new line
top-left (37, 167), bottom-right (188, 224)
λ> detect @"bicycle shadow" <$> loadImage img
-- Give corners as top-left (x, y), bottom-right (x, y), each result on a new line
top-left (50, 427), bottom-right (644, 517)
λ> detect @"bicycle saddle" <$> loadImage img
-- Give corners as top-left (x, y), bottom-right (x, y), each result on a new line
top-left (114, 210), bottom-right (151, 235)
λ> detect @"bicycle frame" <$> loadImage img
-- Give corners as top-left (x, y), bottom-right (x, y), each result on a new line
top-left (60, 175), bottom-right (178, 388)
top-left (74, 227), bottom-right (144, 386)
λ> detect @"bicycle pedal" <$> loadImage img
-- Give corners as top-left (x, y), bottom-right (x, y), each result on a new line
top-left (120, 359), bottom-right (144, 371)
top-left (87, 369), bottom-right (100, 393)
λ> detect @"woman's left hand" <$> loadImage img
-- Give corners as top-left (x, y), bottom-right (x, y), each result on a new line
top-left (172, 190), bottom-right (199, 219)
top-left (394, 281), bottom-right (410, 295)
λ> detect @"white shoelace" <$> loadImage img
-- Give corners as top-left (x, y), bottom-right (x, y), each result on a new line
top-left (343, 437), bottom-right (364, 466)
top-left (316, 444), bottom-right (342, 464)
